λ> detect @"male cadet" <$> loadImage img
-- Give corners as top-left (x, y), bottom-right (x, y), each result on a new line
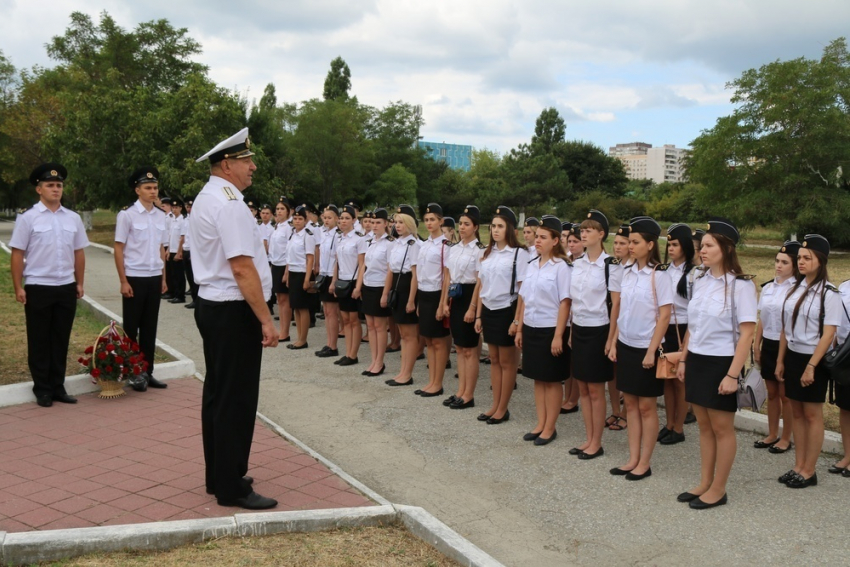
top-left (166, 198), bottom-right (187, 304)
top-left (10, 163), bottom-right (89, 407)
top-left (114, 167), bottom-right (170, 391)
top-left (159, 197), bottom-right (175, 299)
top-left (182, 198), bottom-right (198, 309)
top-left (190, 127), bottom-right (279, 509)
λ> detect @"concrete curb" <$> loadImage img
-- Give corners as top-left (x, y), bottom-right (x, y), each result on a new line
top-left (734, 408), bottom-right (844, 455)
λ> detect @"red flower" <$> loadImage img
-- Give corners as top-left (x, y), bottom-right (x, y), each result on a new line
top-left (84, 346), bottom-right (94, 354)
top-left (91, 368), bottom-right (101, 378)
top-left (132, 366), bottom-right (141, 375)
top-left (122, 367), bottom-right (129, 374)
top-left (98, 337), bottom-right (107, 344)
top-left (97, 351), bottom-right (107, 360)
top-left (114, 356), bottom-right (124, 365)
top-left (105, 344), bottom-right (115, 352)
top-left (105, 365), bottom-right (113, 373)
top-left (132, 345), bottom-right (140, 353)
top-left (78, 357), bottom-right (85, 364)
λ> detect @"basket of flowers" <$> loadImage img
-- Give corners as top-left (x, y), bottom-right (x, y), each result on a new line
top-left (78, 321), bottom-right (147, 399)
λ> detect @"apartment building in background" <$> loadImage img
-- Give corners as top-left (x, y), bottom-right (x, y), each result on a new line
top-left (608, 142), bottom-right (688, 184)
top-left (418, 141), bottom-right (472, 171)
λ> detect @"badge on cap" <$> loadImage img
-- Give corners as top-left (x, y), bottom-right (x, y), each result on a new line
top-left (146, 172), bottom-right (153, 179)
top-left (464, 208), bottom-right (469, 213)
top-left (781, 246), bottom-right (786, 252)
top-left (50, 170), bottom-right (58, 177)
top-left (802, 241), bottom-right (808, 247)
top-left (587, 213), bottom-right (592, 218)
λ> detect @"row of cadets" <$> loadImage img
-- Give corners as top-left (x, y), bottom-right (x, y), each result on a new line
top-left (331, 204), bottom-right (368, 364)
top-left (284, 203), bottom-right (317, 349)
top-left (269, 199), bottom-right (293, 341)
top-left (384, 205), bottom-right (420, 386)
top-left (316, 204), bottom-right (342, 357)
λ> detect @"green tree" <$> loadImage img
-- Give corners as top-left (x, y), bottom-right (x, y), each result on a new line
top-left (688, 37), bottom-right (850, 243)
top-left (323, 56), bottom-right (352, 102)
top-left (248, 84), bottom-right (298, 201)
top-left (371, 163), bottom-right (417, 206)
top-left (530, 107), bottom-right (566, 155)
top-left (500, 145), bottom-right (570, 210)
top-left (554, 140), bottom-right (628, 196)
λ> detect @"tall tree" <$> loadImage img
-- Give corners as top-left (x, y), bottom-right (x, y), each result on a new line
top-left (530, 107), bottom-right (566, 155)
top-left (371, 163), bottom-right (417, 207)
top-left (554, 140), bottom-right (628, 196)
top-left (323, 56), bottom-right (352, 102)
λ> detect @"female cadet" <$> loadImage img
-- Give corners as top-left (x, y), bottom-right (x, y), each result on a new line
top-left (284, 205), bottom-right (316, 349)
top-left (315, 205), bottom-right (341, 358)
top-left (832, 281), bottom-right (850, 477)
top-left (657, 223), bottom-right (697, 446)
top-left (775, 234), bottom-right (840, 489)
top-left (561, 222), bottom-right (583, 414)
top-left (753, 241), bottom-right (800, 452)
top-left (605, 224), bottom-right (632, 431)
top-left (522, 217), bottom-right (540, 247)
top-left (474, 206), bottom-right (529, 424)
top-left (416, 203), bottom-right (451, 396)
top-left (442, 217), bottom-right (457, 243)
top-left (676, 218), bottom-right (757, 508)
top-left (566, 224), bottom-right (584, 261)
top-left (608, 216), bottom-right (671, 480)
top-left (332, 205), bottom-right (366, 366)
top-left (384, 205), bottom-right (420, 386)
top-left (516, 215), bottom-right (572, 445)
top-left (269, 201), bottom-right (292, 342)
top-left (441, 206), bottom-right (484, 409)
top-left (569, 210), bottom-right (622, 459)
top-left (357, 208), bottom-right (392, 372)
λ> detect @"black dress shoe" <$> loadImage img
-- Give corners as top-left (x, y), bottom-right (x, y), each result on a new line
top-left (657, 426), bottom-right (672, 442)
top-left (386, 346), bottom-right (401, 353)
top-left (414, 389), bottom-right (423, 395)
top-left (534, 431), bottom-right (557, 446)
top-left (689, 493), bottom-right (727, 509)
top-left (476, 412), bottom-right (492, 422)
top-left (334, 356), bottom-right (348, 365)
top-left (754, 438), bottom-right (779, 449)
top-left (385, 379), bottom-right (413, 386)
top-left (486, 410), bottom-right (510, 424)
top-left (768, 443), bottom-right (792, 454)
top-left (568, 447), bottom-right (583, 455)
top-left (450, 398), bottom-right (474, 409)
top-left (147, 375), bottom-right (168, 389)
top-left (445, 360), bottom-right (451, 369)
top-left (316, 347), bottom-right (339, 358)
top-left (523, 432), bottom-right (541, 441)
top-left (185, 302), bottom-right (196, 309)
top-left (416, 353), bottom-right (425, 361)
top-left (778, 470), bottom-right (799, 484)
top-left (842, 468), bottom-right (850, 478)
top-left (660, 430), bottom-right (685, 445)
top-left (786, 473), bottom-right (817, 489)
top-left (52, 393), bottom-right (78, 404)
top-left (279, 337), bottom-right (290, 343)
top-left (560, 405), bottom-right (579, 415)
top-left (442, 395), bottom-right (458, 407)
top-left (363, 364), bottom-right (386, 377)
top-left (217, 491), bottom-right (278, 510)
top-left (578, 447), bottom-right (604, 460)
top-left (315, 346), bottom-right (332, 355)
top-left (828, 463), bottom-right (848, 474)
top-left (169, 297), bottom-right (186, 304)
top-left (36, 395), bottom-right (53, 407)
top-left (206, 476), bottom-right (253, 494)
top-left (161, 293), bottom-right (174, 300)
top-left (625, 468), bottom-right (652, 481)
top-left (419, 389), bottom-right (444, 397)
top-left (287, 342), bottom-right (309, 350)
top-left (337, 356), bottom-right (358, 366)
top-left (677, 491), bottom-right (700, 503)
top-left (684, 411), bottom-right (697, 424)
top-left (609, 467), bottom-right (633, 476)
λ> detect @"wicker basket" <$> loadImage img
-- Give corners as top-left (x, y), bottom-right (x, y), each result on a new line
top-left (96, 378), bottom-right (126, 399)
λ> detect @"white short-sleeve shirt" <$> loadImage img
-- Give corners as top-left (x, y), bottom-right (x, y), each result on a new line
top-left (286, 227), bottom-right (316, 273)
top-left (782, 280), bottom-right (842, 354)
top-left (447, 239), bottom-right (484, 285)
top-left (319, 228), bottom-right (341, 276)
top-left (417, 234), bottom-right (447, 292)
top-left (363, 234), bottom-right (392, 287)
top-left (618, 263), bottom-right (673, 349)
top-left (757, 277), bottom-right (796, 341)
top-left (520, 257), bottom-right (572, 328)
top-left (478, 245), bottom-right (530, 310)
top-left (837, 280), bottom-right (850, 345)
top-left (9, 201), bottom-right (89, 286)
top-left (336, 229), bottom-right (367, 280)
top-left (389, 235), bottom-right (419, 274)
top-left (268, 222), bottom-right (291, 266)
top-left (666, 260), bottom-right (691, 324)
top-left (168, 215), bottom-right (185, 252)
top-left (183, 214), bottom-right (192, 251)
top-left (569, 251), bottom-right (622, 327)
top-left (114, 200), bottom-right (170, 278)
top-left (687, 272), bottom-right (758, 356)
top-left (187, 176), bottom-right (271, 302)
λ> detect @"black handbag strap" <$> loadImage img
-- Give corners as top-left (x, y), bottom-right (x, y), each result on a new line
top-left (392, 239), bottom-right (412, 294)
top-left (509, 247), bottom-right (520, 296)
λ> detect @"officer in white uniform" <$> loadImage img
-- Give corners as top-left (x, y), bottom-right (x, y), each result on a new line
top-left (114, 167), bottom-right (170, 391)
top-left (190, 128), bottom-right (278, 510)
top-left (10, 163), bottom-right (89, 407)
top-left (182, 198), bottom-right (198, 309)
top-left (166, 198), bottom-right (187, 304)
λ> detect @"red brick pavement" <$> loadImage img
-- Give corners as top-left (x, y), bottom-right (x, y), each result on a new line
top-left (0, 377), bottom-right (372, 533)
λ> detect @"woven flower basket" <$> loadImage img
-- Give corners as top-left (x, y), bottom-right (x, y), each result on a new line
top-left (96, 377), bottom-right (126, 399)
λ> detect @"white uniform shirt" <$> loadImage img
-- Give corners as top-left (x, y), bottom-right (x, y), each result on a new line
top-left (114, 200), bottom-right (169, 278)
top-left (268, 222), bottom-right (292, 266)
top-left (569, 252), bottom-right (622, 327)
top-left (187, 176), bottom-right (271, 302)
top-left (666, 261), bottom-right (691, 324)
top-left (363, 233), bottom-right (392, 287)
top-left (319, 228), bottom-right (341, 276)
top-left (286, 227), bottom-right (316, 273)
top-left (782, 280), bottom-right (842, 354)
top-left (168, 215), bottom-right (185, 253)
top-left (417, 234), bottom-right (447, 292)
top-left (9, 202), bottom-right (89, 286)
top-left (520, 257), bottom-right (572, 328)
top-left (837, 280), bottom-right (850, 344)
top-left (479, 245), bottom-right (530, 310)
top-left (618, 263), bottom-right (673, 349)
top-left (183, 214), bottom-right (192, 251)
top-left (258, 221), bottom-right (274, 252)
top-left (354, 219), bottom-right (363, 233)
top-left (687, 272), bottom-right (758, 356)
top-left (447, 239), bottom-right (484, 285)
top-left (757, 277), bottom-right (796, 341)
top-left (389, 235), bottom-right (419, 273)
top-left (336, 229), bottom-right (367, 280)
top-left (164, 212), bottom-right (174, 250)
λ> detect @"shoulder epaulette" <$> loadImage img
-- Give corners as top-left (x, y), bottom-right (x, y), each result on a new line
top-left (121, 205), bottom-right (129, 211)
top-left (444, 241), bottom-right (456, 247)
top-left (476, 242), bottom-right (486, 249)
top-left (565, 258), bottom-right (574, 267)
top-left (826, 283), bottom-right (839, 292)
top-left (528, 255), bottom-right (539, 263)
top-left (576, 253), bottom-right (586, 261)
top-left (305, 228), bottom-right (313, 235)
top-left (736, 274), bottom-right (755, 281)
top-left (387, 236), bottom-right (396, 242)
top-left (604, 256), bottom-right (620, 265)
top-left (406, 239), bottom-right (415, 246)
top-left (16, 206), bottom-right (30, 215)
top-left (761, 279), bottom-right (773, 288)
top-left (355, 231), bottom-right (364, 237)
top-left (655, 263), bottom-right (670, 271)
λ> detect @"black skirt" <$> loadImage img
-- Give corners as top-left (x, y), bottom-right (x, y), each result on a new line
top-left (360, 285), bottom-right (390, 317)
top-left (271, 264), bottom-right (289, 295)
top-left (319, 276), bottom-right (338, 303)
top-left (391, 272), bottom-right (419, 325)
top-left (419, 290), bottom-right (449, 338)
top-left (615, 340), bottom-right (664, 398)
top-left (571, 324), bottom-right (613, 383)
top-left (760, 338), bottom-right (780, 382)
top-left (835, 381), bottom-right (850, 411)
top-left (338, 290), bottom-right (359, 313)
top-left (288, 271), bottom-right (310, 309)
top-left (783, 348), bottom-right (830, 403)
top-left (450, 283), bottom-right (479, 348)
top-left (664, 323), bottom-right (687, 352)
top-left (684, 351), bottom-right (737, 413)
top-left (482, 303), bottom-right (516, 347)
top-left (522, 325), bottom-right (570, 383)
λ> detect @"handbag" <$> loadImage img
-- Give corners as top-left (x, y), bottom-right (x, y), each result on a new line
top-left (730, 277), bottom-right (766, 410)
top-left (647, 266), bottom-right (682, 379)
top-left (448, 283), bottom-right (463, 299)
top-left (389, 240), bottom-right (412, 310)
top-left (823, 297), bottom-right (850, 403)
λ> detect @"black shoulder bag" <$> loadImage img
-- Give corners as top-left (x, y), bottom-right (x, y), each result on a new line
top-left (388, 240), bottom-right (413, 310)
top-left (822, 289), bottom-right (850, 399)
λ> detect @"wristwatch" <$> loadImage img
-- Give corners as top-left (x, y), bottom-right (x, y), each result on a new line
top-left (511, 320), bottom-right (519, 325)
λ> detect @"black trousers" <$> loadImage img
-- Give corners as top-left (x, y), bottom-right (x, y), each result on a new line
top-left (164, 252), bottom-right (172, 295)
top-left (24, 283), bottom-right (77, 398)
top-left (195, 298), bottom-right (262, 500)
top-left (123, 276), bottom-right (162, 376)
top-left (184, 250), bottom-right (198, 302)
top-left (168, 253), bottom-right (185, 300)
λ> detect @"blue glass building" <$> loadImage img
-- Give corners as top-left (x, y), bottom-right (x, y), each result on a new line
top-left (418, 141), bottom-right (472, 171)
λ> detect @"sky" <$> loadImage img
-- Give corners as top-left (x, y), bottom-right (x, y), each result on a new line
top-left (1, 0), bottom-right (848, 155)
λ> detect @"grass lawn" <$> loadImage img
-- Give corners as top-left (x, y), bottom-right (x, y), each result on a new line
top-left (0, 248), bottom-right (170, 386)
top-left (35, 526), bottom-right (459, 567)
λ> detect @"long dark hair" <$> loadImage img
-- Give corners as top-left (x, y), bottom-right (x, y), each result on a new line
top-left (787, 249), bottom-right (829, 333)
top-left (630, 232), bottom-right (662, 267)
top-left (665, 235), bottom-right (696, 299)
top-left (483, 215), bottom-right (525, 260)
top-left (536, 227), bottom-right (568, 262)
top-left (459, 212), bottom-right (482, 243)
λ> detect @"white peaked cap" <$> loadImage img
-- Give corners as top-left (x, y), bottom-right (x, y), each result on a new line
top-left (196, 127), bottom-right (255, 163)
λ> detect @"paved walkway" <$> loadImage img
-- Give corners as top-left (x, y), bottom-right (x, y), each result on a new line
top-left (0, 378), bottom-right (371, 533)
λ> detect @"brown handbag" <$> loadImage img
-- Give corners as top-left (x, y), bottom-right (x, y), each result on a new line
top-left (654, 269), bottom-right (683, 379)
